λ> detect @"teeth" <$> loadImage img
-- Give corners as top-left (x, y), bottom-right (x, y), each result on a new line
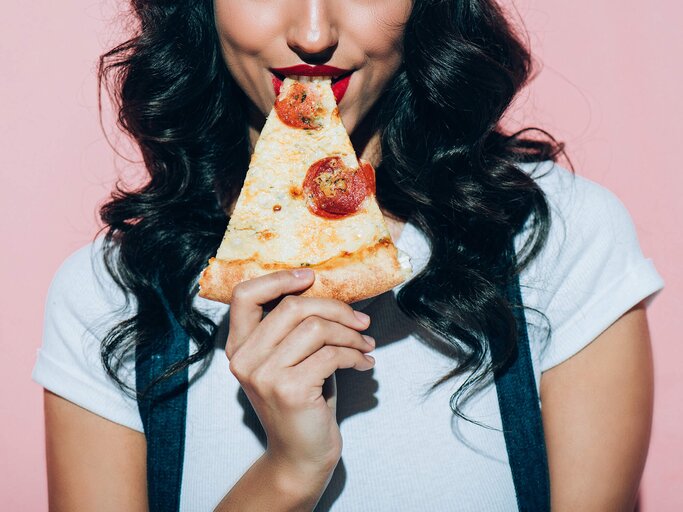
top-left (286, 75), bottom-right (331, 83)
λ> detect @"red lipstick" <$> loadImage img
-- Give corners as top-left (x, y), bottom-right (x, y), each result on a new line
top-left (269, 64), bottom-right (354, 104)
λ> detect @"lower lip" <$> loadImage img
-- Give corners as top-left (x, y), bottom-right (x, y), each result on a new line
top-left (271, 74), bottom-right (352, 104)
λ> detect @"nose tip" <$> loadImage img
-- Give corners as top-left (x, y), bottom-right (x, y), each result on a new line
top-left (287, 1), bottom-right (338, 64)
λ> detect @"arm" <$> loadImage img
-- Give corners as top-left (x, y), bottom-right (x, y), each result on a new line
top-left (540, 301), bottom-right (654, 511)
top-left (214, 453), bottom-right (334, 511)
top-left (44, 391), bottom-right (148, 512)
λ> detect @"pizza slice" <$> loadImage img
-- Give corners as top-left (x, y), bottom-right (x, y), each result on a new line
top-left (199, 77), bottom-right (412, 304)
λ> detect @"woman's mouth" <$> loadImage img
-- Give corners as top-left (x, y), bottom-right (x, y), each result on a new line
top-left (269, 66), bottom-right (355, 104)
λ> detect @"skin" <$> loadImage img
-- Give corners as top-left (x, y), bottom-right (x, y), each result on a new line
top-left (44, 1), bottom-right (655, 511)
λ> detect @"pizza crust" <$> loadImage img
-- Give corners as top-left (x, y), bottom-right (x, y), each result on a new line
top-left (199, 241), bottom-right (412, 304)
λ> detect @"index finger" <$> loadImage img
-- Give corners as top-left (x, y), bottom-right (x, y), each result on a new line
top-left (228, 268), bottom-right (316, 350)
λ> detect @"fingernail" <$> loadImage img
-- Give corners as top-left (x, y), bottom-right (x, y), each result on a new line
top-left (292, 268), bottom-right (314, 279)
top-left (362, 335), bottom-right (376, 348)
top-left (364, 355), bottom-right (375, 365)
top-left (354, 310), bottom-right (370, 324)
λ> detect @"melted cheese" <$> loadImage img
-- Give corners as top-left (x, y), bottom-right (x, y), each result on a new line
top-left (216, 78), bottom-right (395, 266)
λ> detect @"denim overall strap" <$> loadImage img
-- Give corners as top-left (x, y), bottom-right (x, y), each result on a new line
top-left (493, 270), bottom-right (551, 511)
top-left (136, 291), bottom-right (189, 512)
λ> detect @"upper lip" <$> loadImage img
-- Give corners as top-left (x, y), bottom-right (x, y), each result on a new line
top-left (270, 64), bottom-right (354, 81)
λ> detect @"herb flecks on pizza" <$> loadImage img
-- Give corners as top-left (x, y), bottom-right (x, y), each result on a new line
top-left (199, 77), bottom-right (412, 304)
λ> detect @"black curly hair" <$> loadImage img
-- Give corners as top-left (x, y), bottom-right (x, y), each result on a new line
top-left (97, 0), bottom-right (564, 415)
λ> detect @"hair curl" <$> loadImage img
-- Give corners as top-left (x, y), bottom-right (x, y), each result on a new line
top-left (98, 0), bottom-right (564, 415)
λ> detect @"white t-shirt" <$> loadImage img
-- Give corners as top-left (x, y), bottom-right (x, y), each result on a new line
top-left (33, 163), bottom-right (664, 511)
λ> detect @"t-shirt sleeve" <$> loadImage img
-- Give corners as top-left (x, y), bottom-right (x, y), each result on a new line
top-left (518, 162), bottom-right (664, 372)
top-left (32, 241), bottom-right (143, 432)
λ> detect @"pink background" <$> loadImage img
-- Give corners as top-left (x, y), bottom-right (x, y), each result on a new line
top-left (2, 0), bottom-right (681, 509)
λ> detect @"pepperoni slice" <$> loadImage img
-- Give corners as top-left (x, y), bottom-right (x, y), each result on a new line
top-left (303, 157), bottom-right (373, 219)
top-left (274, 82), bottom-right (326, 130)
top-left (358, 159), bottom-right (376, 196)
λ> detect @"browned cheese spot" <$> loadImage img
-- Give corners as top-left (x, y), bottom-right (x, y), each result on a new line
top-left (289, 185), bottom-right (303, 199)
top-left (257, 230), bottom-right (276, 241)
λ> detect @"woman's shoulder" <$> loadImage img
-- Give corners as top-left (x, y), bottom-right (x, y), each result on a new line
top-left (520, 160), bottom-right (626, 224)
top-left (517, 160), bottom-right (646, 258)
top-left (33, 237), bottom-right (142, 432)
top-left (46, 237), bottom-right (132, 317)
top-left (516, 161), bottom-right (664, 372)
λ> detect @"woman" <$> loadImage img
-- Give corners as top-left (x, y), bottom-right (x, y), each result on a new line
top-left (33, 0), bottom-right (663, 510)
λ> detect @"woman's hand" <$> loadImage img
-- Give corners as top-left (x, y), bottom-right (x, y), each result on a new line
top-left (226, 268), bottom-right (375, 481)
